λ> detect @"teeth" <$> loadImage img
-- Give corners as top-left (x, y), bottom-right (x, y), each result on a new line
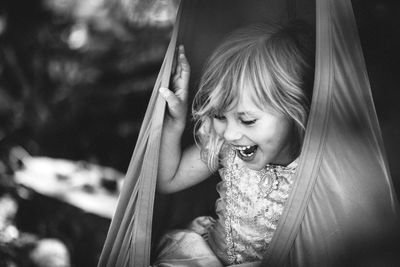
top-left (239, 149), bottom-right (254, 158)
top-left (233, 145), bottom-right (256, 158)
top-left (235, 145), bottom-right (252, 151)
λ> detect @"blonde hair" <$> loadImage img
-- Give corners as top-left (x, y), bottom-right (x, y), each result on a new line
top-left (192, 21), bottom-right (315, 171)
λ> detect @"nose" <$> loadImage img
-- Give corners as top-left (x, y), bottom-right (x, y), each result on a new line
top-left (223, 121), bottom-right (242, 142)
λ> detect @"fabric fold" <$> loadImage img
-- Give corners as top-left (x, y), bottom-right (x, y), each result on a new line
top-left (98, 0), bottom-right (398, 266)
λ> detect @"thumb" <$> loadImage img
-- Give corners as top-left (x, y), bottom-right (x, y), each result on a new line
top-left (159, 87), bottom-right (180, 110)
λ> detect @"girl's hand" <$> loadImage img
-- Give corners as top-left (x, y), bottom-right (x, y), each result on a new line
top-left (159, 45), bottom-right (190, 130)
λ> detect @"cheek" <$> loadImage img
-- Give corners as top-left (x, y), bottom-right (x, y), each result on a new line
top-left (212, 120), bottom-right (225, 137)
top-left (278, 120), bottom-right (293, 138)
top-left (270, 121), bottom-right (293, 149)
top-left (257, 119), bottom-right (292, 145)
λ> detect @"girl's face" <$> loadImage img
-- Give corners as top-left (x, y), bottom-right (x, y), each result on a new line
top-left (212, 90), bottom-right (294, 170)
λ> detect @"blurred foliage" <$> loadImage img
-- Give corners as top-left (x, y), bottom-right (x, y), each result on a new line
top-left (0, 0), bottom-right (179, 172)
top-left (0, 1), bottom-right (179, 265)
top-left (0, 0), bottom-right (399, 176)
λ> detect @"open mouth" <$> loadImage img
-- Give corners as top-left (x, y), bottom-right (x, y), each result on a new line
top-left (233, 145), bottom-right (258, 161)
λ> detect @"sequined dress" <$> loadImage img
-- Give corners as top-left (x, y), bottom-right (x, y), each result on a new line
top-left (153, 146), bottom-right (297, 266)
top-left (206, 146), bottom-right (297, 265)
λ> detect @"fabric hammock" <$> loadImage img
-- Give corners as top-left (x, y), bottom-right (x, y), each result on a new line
top-left (98, 0), bottom-right (399, 266)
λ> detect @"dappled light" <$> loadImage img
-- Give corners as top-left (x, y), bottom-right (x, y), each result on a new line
top-left (0, 0), bottom-right (178, 266)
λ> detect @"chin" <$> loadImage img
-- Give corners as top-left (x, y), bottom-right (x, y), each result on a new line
top-left (243, 159), bottom-right (268, 171)
top-left (247, 165), bottom-right (264, 171)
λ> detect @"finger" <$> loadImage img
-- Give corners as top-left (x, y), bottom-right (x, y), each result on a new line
top-left (173, 74), bottom-right (180, 85)
top-left (175, 53), bottom-right (182, 75)
top-left (178, 46), bottom-right (190, 73)
top-left (178, 45), bottom-right (184, 58)
top-left (159, 87), bottom-right (180, 109)
top-left (178, 51), bottom-right (190, 87)
top-left (173, 45), bottom-right (184, 76)
top-left (180, 60), bottom-right (190, 83)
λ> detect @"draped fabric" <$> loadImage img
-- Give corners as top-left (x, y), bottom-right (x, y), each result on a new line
top-left (263, 0), bottom-right (399, 265)
top-left (98, 0), bottom-right (399, 266)
top-left (96, 5), bottom-right (181, 265)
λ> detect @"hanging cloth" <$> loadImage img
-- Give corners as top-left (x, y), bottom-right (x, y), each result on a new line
top-left (263, 0), bottom-right (399, 266)
top-left (96, 4), bottom-right (181, 265)
top-left (98, 0), bottom-right (399, 266)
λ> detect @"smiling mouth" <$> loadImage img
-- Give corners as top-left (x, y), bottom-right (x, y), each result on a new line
top-left (233, 145), bottom-right (258, 161)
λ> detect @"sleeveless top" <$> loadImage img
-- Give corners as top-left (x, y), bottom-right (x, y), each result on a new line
top-left (206, 145), bottom-right (297, 265)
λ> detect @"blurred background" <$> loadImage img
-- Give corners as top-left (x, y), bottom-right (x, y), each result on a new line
top-left (0, 0), bottom-right (399, 266)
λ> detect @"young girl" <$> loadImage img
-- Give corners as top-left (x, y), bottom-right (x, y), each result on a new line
top-left (156, 22), bottom-right (314, 266)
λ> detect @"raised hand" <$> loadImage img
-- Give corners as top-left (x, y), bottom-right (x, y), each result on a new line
top-left (159, 45), bottom-right (190, 130)
top-left (157, 45), bottom-right (212, 194)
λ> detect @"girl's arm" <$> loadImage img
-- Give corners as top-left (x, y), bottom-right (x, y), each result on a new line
top-left (157, 45), bottom-right (212, 194)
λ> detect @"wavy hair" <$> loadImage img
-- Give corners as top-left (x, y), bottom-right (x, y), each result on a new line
top-left (192, 21), bottom-right (315, 171)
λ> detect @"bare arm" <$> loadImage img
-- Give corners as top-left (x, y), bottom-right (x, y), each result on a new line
top-left (157, 45), bottom-right (212, 194)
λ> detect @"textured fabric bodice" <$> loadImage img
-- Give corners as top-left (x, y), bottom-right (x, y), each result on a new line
top-left (207, 146), bottom-right (297, 265)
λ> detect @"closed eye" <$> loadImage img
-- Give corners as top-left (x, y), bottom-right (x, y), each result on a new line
top-left (240, 119), bottom-right (256, 125)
